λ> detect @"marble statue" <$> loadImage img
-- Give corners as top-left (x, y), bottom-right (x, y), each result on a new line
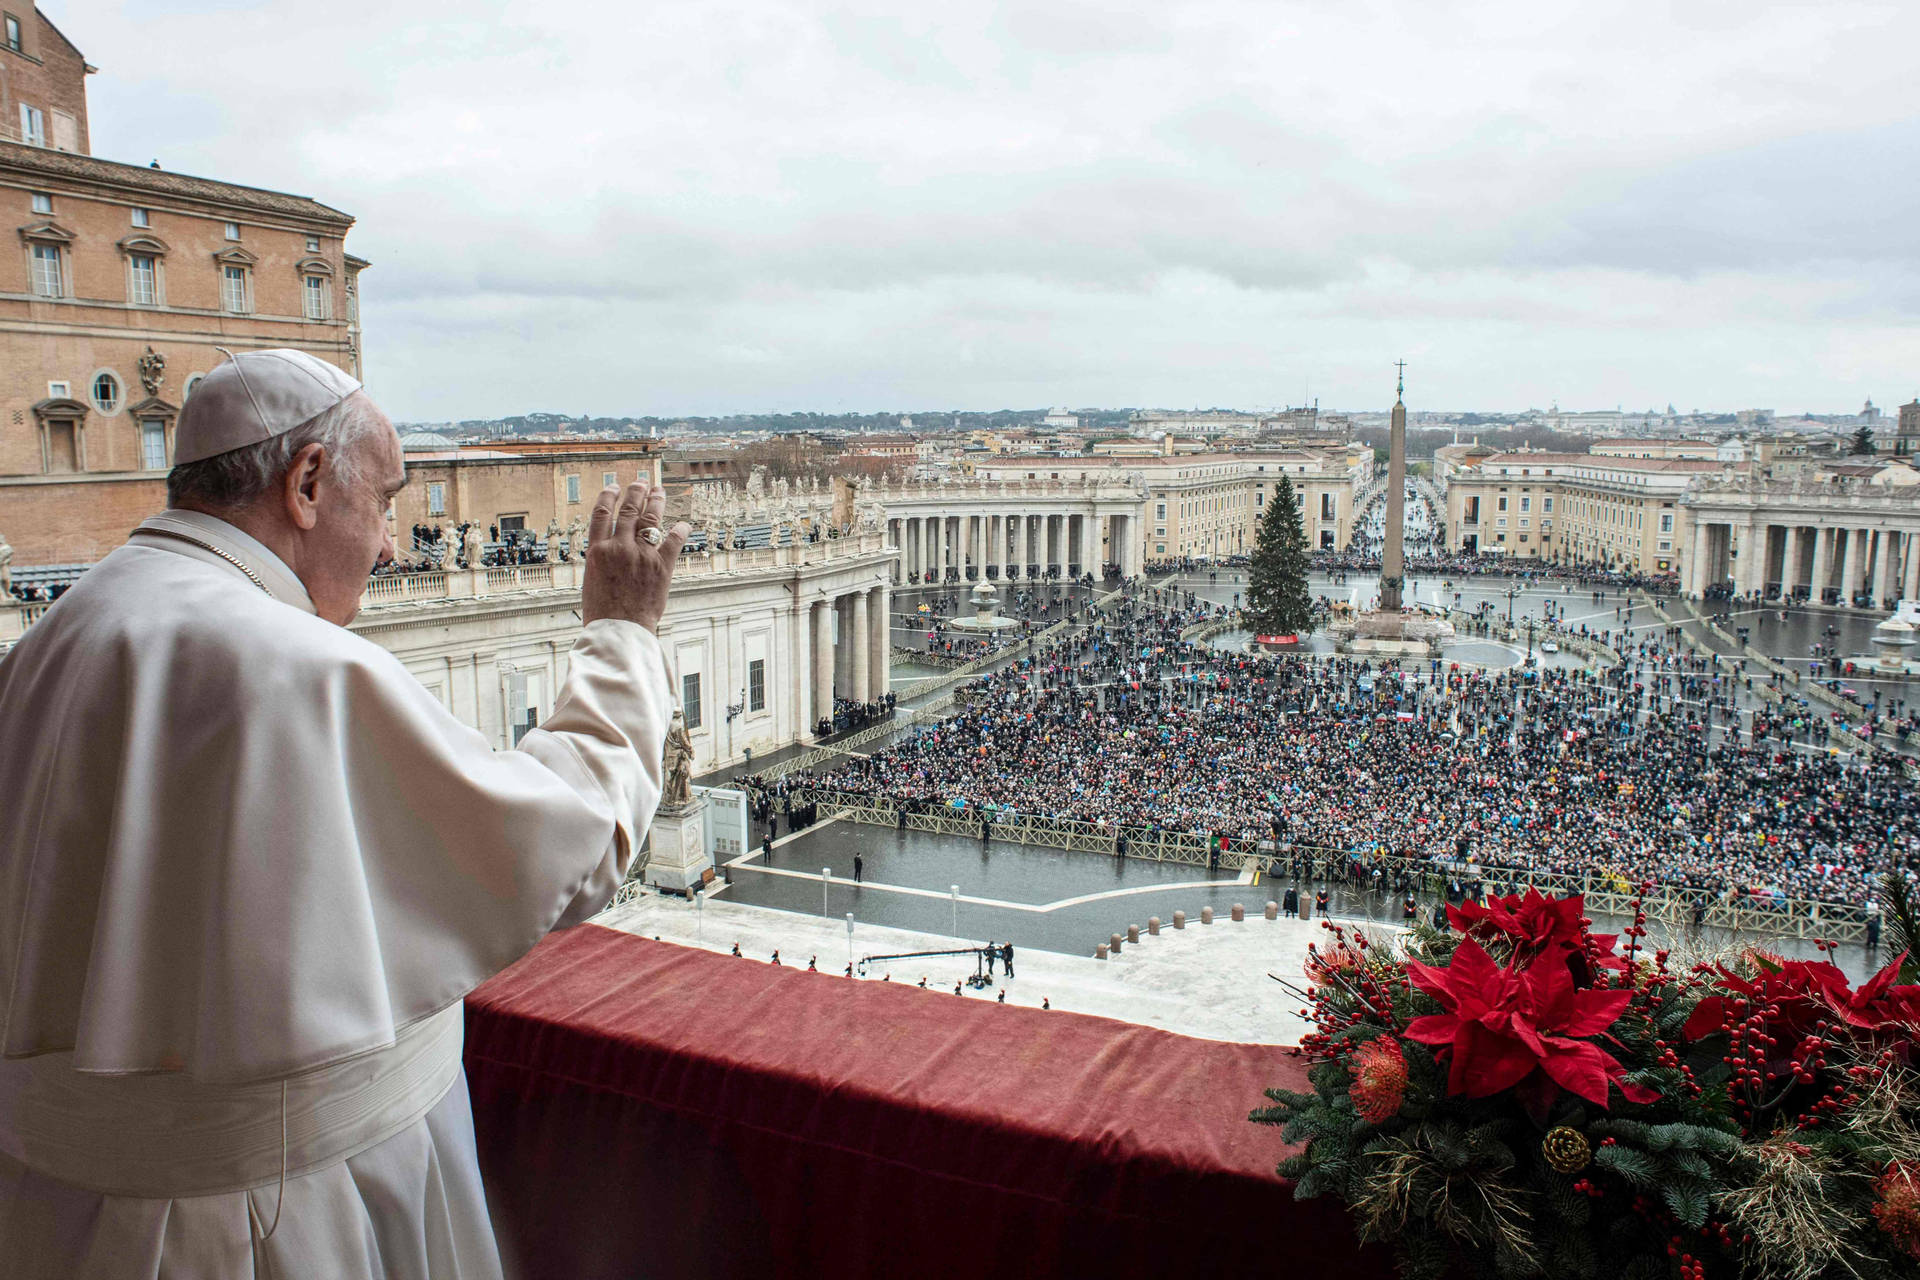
top-left (661, 710), bottom-right (696, 809)
top-left (462, 524), bottom-right (483, 567)
top-left (0, 528), bottom-right (13, 603)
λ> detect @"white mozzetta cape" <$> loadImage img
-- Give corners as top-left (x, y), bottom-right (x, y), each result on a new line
top-left (0, 511), bottom-right (670, 1084)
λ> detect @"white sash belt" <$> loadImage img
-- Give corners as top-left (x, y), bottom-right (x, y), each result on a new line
top-left (0, 1003), bottom-right (464, 1199)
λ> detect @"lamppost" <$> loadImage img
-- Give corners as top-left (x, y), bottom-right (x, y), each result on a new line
top-left (1506, 586), bottom-right (1520, 627)
top-left (1524, 617), bottom-right (1536, 666)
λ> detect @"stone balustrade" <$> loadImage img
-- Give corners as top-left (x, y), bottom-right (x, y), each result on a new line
top-left (0, 532), bottom-right (897, 648)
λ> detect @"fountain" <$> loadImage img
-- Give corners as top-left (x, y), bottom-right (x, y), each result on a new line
top-left (947, 580), bottom-right (1021, 634)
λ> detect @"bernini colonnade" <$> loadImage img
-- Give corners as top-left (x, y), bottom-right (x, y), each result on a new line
top-left (1681, 476), bottom-right (1920, 607)
top-left (879, 477), bottom-right (1148, 583)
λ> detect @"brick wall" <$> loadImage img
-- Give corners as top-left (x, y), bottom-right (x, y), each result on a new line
top-left (0, 472), bottom-right (167, 564)
top-left (0, 8), bottom-right (90, 152)
top-left (393, 455), bottom-right (660, 541)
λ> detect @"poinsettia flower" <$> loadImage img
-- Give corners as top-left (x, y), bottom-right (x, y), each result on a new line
top-left (1447, 889), bottom-right (1585, 950)
top-left (1682, 955), bottom-right (1856, 1042)
top-left (1840, 953), bottom-right (1920, 1032)
top-left (1448, 889), bottom-right (1626, 983)
top-left (1404, 937), bottom-right (1653, 1108)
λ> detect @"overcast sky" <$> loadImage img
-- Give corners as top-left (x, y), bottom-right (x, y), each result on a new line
top-left (54, 1), bottom-right (1920, 419)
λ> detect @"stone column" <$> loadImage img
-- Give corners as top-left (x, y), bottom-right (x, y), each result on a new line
top-left (1884, 531), bottom-right (1904, 608)
top-left (1841, 528), bottom-right (1862, 603)
top-left (990, 513), bottom-right (1004, 578)
top-left (793, 597), bottom-right (813, 738)
top-left (933, 516), bottom-right (946, 581)
top-left (835, 596), bottom-right (854, 699)
top-left (1810, 526), bottom-right (1831, 602)
top-left (1687, 517), bottom-right (1710, 597)
top-left (1006, 514), bottom-right (1021, 577)
top-left (1905, 531), bottom-right (1920, 607)
top-left (811, 600), bottom-right (834, 734)
top-left (1049, 514), bottom-right (1063, 575)
top-left (1782, 526), bottom-right (1801, 597)
top-left (868, 583), bottom-right (890, 699)
top-left (851, 591), bottom-right (871, 703)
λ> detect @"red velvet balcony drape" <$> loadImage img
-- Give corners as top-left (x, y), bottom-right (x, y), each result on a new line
top-left (463, 925), bottom-right (1390, 1279)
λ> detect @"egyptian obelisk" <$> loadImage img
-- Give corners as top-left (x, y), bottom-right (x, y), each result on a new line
top-left (1379, 361), bottom-right (1407, 612)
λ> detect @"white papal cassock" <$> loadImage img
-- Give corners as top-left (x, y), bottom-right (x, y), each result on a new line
top-left (0, 510), bottom-right (671, 1277)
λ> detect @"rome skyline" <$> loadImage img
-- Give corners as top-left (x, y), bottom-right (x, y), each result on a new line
top-left (56, 0), bottom-right (1920, 421)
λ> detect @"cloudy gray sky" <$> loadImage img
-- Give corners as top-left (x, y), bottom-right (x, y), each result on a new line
top-left (55, 1), bottom-right (1920, 418)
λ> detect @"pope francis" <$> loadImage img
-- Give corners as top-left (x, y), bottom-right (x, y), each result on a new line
top-left (0, 350), bottom-right (689, 1277)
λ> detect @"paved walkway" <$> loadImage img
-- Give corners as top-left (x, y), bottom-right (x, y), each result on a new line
top-left (596, 889), bottom-right (1319, 1045)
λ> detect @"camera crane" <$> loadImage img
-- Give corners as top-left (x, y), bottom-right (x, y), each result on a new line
top-left (857, 945), bottom-right (998, 988)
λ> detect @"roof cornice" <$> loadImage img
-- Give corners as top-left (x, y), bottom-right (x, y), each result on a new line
top-left (0, 140), bottom-right (354, 229)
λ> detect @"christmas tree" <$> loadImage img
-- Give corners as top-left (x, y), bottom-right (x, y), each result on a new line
top-left (1247, 473), bottom-right (1315, 636)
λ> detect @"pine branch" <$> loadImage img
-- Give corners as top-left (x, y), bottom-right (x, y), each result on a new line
top-left (1880, 870), bottom-right (1920, 982)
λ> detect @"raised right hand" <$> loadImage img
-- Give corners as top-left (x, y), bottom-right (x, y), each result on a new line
top-left (581, 479), bottom-right (690, 632)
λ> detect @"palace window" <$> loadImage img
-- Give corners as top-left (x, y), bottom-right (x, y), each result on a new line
top-left (128, 254), bottom-right (157, 305)
top-left (221, 265), bottom-right (251, 313)
top-left (682, 673), bottom-right (703, 729)
top-left (30, 191), bottom-right (51, 214)
top-left (4, 15), bottom-right (20, 51)
top-left (90, 372), bottom-right (122, 415)
top-left (29, 243), bottom-right (61, 296)
top-left (131, 207), bottom-right (150, 228)
top-left (19, 103), bottom-right (45, 147)
top-left (224, 221), bottom-right (241, 240)
top-left (748, 659), bottom-right (766, 712)
top-left (603, 471), bottom-right (617, 488)
top-left (306, 235), bottom-right (321, 252)
top-left (427, 482), bottom-right (447, 516)
top-left (303, 275), bottom-right (330, 320)
top-left (140, 420), bottom-right (168, 471)
top-left (566, 474), bottom-right (582, 503)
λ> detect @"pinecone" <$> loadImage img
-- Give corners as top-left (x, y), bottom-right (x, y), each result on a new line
top-left (1543, 1126), bottom-right (1591, 1173)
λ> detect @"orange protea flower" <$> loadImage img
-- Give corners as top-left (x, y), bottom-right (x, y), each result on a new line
top-left (1349, 1037), bottom-right (1409, 1124)
top-left (1874, 1161), bottom-right (1920, 1260)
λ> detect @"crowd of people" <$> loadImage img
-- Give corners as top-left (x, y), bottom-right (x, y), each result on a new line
top-left (753, 577), bottom-right (1918, 910)
top-left (815, 692), bottom-right (899, 740)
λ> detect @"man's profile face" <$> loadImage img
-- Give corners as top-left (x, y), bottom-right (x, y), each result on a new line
top-left (309, 409), bottom-right (405, 626)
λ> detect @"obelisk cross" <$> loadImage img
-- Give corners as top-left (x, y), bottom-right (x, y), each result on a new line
top-left (1381, 361), bottom-right (1408, 610)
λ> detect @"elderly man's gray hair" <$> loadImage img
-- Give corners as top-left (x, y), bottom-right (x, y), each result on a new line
top-left (166, 391), bottom-right (384, 512)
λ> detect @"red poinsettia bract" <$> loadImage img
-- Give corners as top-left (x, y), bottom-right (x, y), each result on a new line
top-left (1681, 953), bottom-right (1920, 1043)
top-left (1448, 889), bottom-right (1626, 982)
top-left (1404, 937), bottom-right (1655, 1109)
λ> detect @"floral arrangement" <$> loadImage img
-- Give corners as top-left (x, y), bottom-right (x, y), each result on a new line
top-left (1252, 885), bottom-right (1920, 1280)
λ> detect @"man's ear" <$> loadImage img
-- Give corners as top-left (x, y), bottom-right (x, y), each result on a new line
top-left (284, 442), bottom-right (328, 531)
